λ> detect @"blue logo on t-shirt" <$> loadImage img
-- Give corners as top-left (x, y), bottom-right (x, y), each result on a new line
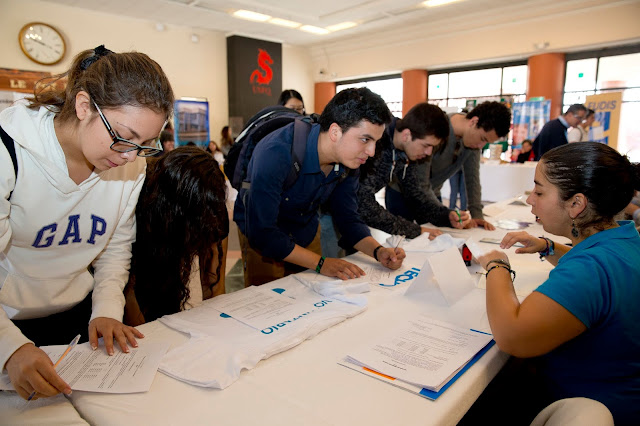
top-left (32, 214), bottom-right (107, 248)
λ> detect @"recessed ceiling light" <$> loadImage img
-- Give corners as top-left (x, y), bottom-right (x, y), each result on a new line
top-left (232, 9), bottom-right (271, 22)
top-left (422, 0), bottom-right (462, 7)
top-left (299, 25), bottom-right (329, 35)
top-left (325, 22), bottom-right (357, 32)
top-left (269, 18), bottom-right (301, 28)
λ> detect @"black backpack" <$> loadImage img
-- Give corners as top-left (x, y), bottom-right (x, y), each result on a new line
top-left (224, 106), bottom-right (318, 191)
top-left (0, 125), bottom-right (18, 199)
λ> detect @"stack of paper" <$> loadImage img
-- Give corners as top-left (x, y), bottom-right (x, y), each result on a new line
top-left (340, 315), bottom-right (493, 400)
top-left (0, 341), bottom-right (169, 394)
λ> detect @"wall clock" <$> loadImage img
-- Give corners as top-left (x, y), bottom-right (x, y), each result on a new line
top-left (18, 22), bottom-right (66, 65)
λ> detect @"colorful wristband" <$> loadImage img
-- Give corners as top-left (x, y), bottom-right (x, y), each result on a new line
top-left (315, 256), bottom-right (326, 273)
top-left (538, 237), bottom-right (555, 259)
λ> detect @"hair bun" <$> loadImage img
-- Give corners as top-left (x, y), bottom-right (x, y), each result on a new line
top-left (80, 45), bottom-right (113, 70)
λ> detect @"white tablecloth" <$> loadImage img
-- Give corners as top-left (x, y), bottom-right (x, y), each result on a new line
top-left (66, 203), bottom-right (551, 426)
top-left (1, 202), bottom-right (553, 425)
top-left (0, 393), bottom-right (88, 425)
top-left (441, 161), bottom-right (538, 203)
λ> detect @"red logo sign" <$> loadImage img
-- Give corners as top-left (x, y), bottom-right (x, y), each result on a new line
top-left (250, 49), bottom-right (273, 95)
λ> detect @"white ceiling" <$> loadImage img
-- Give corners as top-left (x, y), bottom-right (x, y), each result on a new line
top-left (38, 0), bottom-right (626, 47)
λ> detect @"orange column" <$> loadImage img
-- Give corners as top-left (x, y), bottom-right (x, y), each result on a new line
top-left (528, 53), bottom-right (565, 119)
top-left (402, 69), bottom-right (428, 116)
top-left (314, 82), bottom-right (336, 115)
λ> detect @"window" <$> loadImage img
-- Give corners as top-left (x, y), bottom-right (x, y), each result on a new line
top-left (427, 62), bottom-right (527, 113)
top-left (336, 75), bottom-right (403, 117)
top-left (564, 46), bottom-right (640, 161)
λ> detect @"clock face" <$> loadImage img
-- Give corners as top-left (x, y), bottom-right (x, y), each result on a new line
top-left (19, 22), bottom-right (66, 65)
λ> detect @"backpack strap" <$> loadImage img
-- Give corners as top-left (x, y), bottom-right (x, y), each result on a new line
top-left (241, 118), bottom-right (313, 191)
top-left (0, 125), bottom-right (18, 199)
top-left (0, 125), bottom-right (17, 175)
top-left (283, 118), bottom-right (312, 189)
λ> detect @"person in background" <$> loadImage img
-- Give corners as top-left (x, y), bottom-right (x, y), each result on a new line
top-left (623, 191), bottom-right (640, 230)
top-left (164, 120), bottom-right (174, 135)
top-left (516, 139), bottom-right (534, 163)
top-left (0, 45), bottom-right (173, 400)
top-left (532, 104), bottom-right (587, 160)
top-left (206, 140), bottom-right (224, 165)
top-left (464, 142), bottom-right (640, 425)
top-left (160, 130), bottom-right (175, 153)
top-left (386, 101), bottom-right (511, 230)
top-left (220, 125), bottom-right (233, 156)
top-left (278, 89), bottom-right (305, 115)
top-left (234, 88), bottom-right (405, 286)
top-left (124, 147), bottom-right (229, 326)
top-left (567, 108), bottom-right (595, 143)
top-left (448, 169), bottom-right (467, 211)
top-left (358, 103), bottom-right (470, 240)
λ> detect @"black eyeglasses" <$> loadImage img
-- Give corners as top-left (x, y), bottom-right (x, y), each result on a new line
top-left (93, 101), bottom-right (163, 157)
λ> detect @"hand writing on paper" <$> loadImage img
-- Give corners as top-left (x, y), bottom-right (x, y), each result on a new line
top-left (500, 231), bottom-right (546, 254)
top-left (320, 258), bottom-right (366, 280)
top-left (5, 343), bottom-right (71, 400)
top-left (89, 317), bottom-right (144, 356)
top-left (421, 226), bottom-right (443, 240)
top-left (449, 209), bottom-right (472, 229)
top-left (377, 247), bottom-right (406, 270)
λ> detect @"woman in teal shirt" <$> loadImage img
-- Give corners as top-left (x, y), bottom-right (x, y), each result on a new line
top-left (468, 142), bottom-right (640, 425)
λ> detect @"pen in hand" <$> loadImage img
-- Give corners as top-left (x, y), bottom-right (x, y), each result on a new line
top-left (455, 208), bottom-right (462, 225)
top-left (26, 334), bottom-right (81, 402)
top-left (394, 235), bottom-right (405, 250)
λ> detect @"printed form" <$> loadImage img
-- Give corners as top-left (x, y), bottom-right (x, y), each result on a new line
top-left (345, 314), bottom-right (492, 391)
top-left (209, 286), bottom-right (320, 331)
top-left (0, 341), bottom-right (169, 393)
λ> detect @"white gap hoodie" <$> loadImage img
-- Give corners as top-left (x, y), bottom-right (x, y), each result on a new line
top-left (0, 103), bottom-right (146, 369)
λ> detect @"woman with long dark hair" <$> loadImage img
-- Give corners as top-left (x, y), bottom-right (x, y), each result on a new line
top-left (125, 147), bottom-right (229, 325)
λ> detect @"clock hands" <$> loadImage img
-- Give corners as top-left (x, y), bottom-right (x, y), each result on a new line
top-left (27, 36), bottom-right (57, 52)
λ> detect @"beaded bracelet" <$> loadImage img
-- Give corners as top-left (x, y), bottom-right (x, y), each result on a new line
top-left (485, 264), bottom-right (516, 281)
top-left (315, 256), bottom-right (326, 273)
top-left (486, 258), bottom-right (511, 269)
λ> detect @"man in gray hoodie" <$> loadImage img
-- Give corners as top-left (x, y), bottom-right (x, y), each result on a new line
top-left (386, 101), bottom-right (512, 230)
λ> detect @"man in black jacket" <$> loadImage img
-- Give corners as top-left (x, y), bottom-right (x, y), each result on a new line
top-left (358, 103), bottom-right (472, 239)
top-left (385, 101), bottom-right (511, 230)
top-left (533, 104), bottom-right (587, 160)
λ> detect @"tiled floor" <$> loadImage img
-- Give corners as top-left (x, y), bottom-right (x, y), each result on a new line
top-left (225, 214), bottom-right (244, 293)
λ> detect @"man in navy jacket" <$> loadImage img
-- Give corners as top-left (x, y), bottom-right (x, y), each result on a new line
top-left (234, 88), bottom-right (405, 286)
top-left (533, 104), bottom-right (587, 160)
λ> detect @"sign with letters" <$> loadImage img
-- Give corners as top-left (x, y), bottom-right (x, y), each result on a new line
top-left (585, 92), bottom-right (622, 149)
top-left (227, 35), bottom-right (282, 135)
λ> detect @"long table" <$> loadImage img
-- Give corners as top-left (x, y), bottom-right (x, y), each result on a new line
top-left (441, 161), bottom-right (537, 203)
top-left (2, 201), bottom-right (554, 425)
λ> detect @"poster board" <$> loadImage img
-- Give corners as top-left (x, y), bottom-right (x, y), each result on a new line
top-left (511, 100), bottom-right (551, 145)
top-left (585, 92), bottom-right (622, 149)
top-left (174, 99), bottom-right (210, 149)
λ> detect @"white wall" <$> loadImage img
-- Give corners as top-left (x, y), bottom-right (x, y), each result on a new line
top-left (0, 0), bottom-right (316, 139)
top-left (310, 1), bottom-right (640, 82)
